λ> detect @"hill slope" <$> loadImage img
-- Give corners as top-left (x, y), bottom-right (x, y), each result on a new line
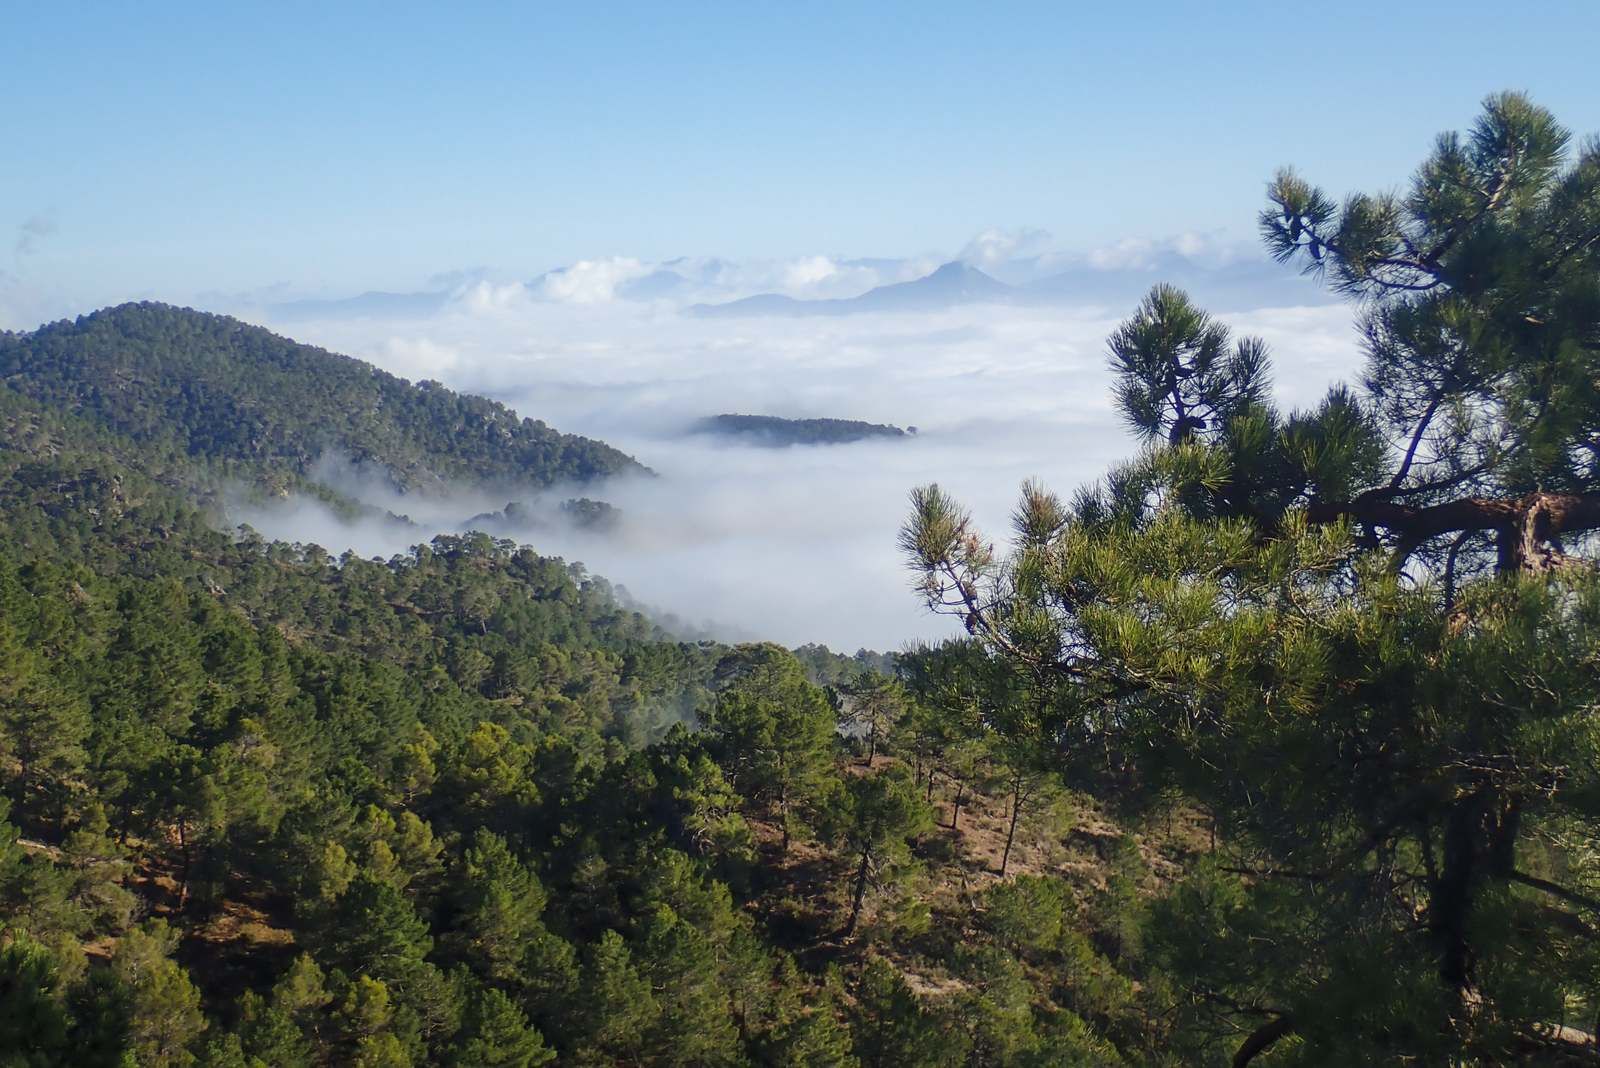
top-left (0, 302), bottom-right (644, 494)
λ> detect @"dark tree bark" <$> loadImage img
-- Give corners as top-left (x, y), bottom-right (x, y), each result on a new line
top-left (1432, 794), bottom-right (1484, 999)
top-left (1427, 791), bottom-right (1522, 1012)
top-left (999, 774), bottom-right (1024, 876)
top-left (176, 816), bottom-right (192, 911)
top-left (844, 847), bottom-right (871, 937)
top-left (1304, 490), bottom-right (1600, 573)
top-left (1232, 1015), bottom-right (1295, 1067)
top-left (779, 782), bottom-right (791, 853)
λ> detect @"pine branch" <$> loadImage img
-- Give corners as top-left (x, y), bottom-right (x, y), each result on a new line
top-left (1233, 1015), bottom-right (1295, 1067)
top-left (1509, 870), bottom-right (1600, 913)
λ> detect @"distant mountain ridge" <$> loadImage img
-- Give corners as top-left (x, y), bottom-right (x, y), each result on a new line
top-left (0, 302), bottom-right (646, 495)
top-left (248, 248), bottom-right (1335, 323)
top-left (265, 289), bottom-right (454, 320)
top-left (690, 260), bottom-right (1012, 318)
top-left (688, 253), bottom-right (1336, 318)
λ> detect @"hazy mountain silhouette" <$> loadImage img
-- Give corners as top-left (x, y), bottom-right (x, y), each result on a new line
top-left (267, 289), bottom-right (453, 320)
top-left (256, 250), bottom-right (1335, 324)
top-left (689, 261), bottom-right (1013, 317)
top-left (1018, 252), bottom-right (1337, 312)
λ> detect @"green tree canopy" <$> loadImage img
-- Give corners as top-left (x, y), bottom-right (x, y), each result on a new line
top-left (902, 93), bottom-right (1600, 1064)
top-left (818, 766), bottom-right (933, 938)
top-left (701, 644), bottom-right (839, 850)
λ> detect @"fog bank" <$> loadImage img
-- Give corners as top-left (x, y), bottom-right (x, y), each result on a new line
top-left (238, 295), bottom-right (1363, 650)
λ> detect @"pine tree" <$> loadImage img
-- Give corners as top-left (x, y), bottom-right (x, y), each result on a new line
top-left (702, 645), bottom-right (837, 852)
top-left (445, 830), bottom-right (548, 981)
top-left (313, 875), bottom-right (433, 995)
top-left (0, 603), bottom-right (88, 830)
top-left (1108, 283), bottom-right (1269, 447)
top-left (833, 672), bottom-right (908, 766)
top-left (577, 930), bottom-right (658, 1062)
top-left (350, 1032), bottom-right (410, 1068)
top-left (0, 933), bottom-right (73, 1066)
top-left (237, 954), bottom-right (329, 1066)
top-left (110, 922), bottom-right (207, 1068)
top-left (1138, 92), bottom-right (1599, 578)
top-left (902, 92), bottom-right (1600, 1065)
top-left (849, 959), bottom-right (965, 1068)
top-left (818, 766), bottom-right (933, 938)
top-left (451, 986), bottom-right (555, 1067)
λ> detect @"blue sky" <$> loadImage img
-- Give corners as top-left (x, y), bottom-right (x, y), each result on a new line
top-left (6, 1), bottom-right (1600, 309)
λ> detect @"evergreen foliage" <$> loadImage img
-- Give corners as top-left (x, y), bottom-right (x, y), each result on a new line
top-left (695, 414), bottom-right (909, 446)
top-left (904, 93), bottom-right (1600, 1063)
top-left (0, 302), bottom-right (645, 494)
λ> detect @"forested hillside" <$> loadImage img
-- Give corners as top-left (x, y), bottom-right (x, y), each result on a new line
top-left (0, 303), bottom-right (645, 495)
top-left (0, 338), bottom-right (1164, 1064)
top-left (3, 91), bottom-right (1599, 1068)
top-left (694, 415), bottom-right (911, 446)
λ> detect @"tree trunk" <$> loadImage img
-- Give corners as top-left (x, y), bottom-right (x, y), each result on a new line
top-left (14, 750), bottom-right (31, 824)
top-left (176, 817), bottom-right (192, 912)
top-left (779, 786), bottom-right (791, 853)
top-left (1431, 792), bottom-right (1489, 1011)
top-left (844, 847), bottom-right (871, 937)
top-left (999, 775), bottom-right (1023, 876)
top-left (950, 782), bottom-right (965, 830)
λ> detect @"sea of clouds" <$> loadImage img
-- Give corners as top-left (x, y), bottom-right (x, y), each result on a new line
top-left (228, 250), bottom-right (1365, 652)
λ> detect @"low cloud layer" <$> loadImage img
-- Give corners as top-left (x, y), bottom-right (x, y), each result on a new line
top-left (238, 285), bottom-right (1364, 652)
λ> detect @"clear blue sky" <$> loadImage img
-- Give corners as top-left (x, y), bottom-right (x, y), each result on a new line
top-left (5, 1), bottom-right (1599, 307)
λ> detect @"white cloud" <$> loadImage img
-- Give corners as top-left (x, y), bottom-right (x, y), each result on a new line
top-left (1172, 231), bottom-right (1209, 258)
top-left (958, 227), bottom-right (1051, 269)
top-left (535, 258), bottom-right (651, 303)
top-left (1085, 230), bottom-right (1252, 271)
top-left (1087, 237), bottom-right (1160, 271)
top-left (676, 255), bottom-right (889, 300)
top-left (375, 335), bottom-right (463, 380)
top-left (455, 279), bottom-right (535, 314)
top-left (782, 255), bottom-right (839, 290)
top-left (427, 266), bottom-right (497, 290)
